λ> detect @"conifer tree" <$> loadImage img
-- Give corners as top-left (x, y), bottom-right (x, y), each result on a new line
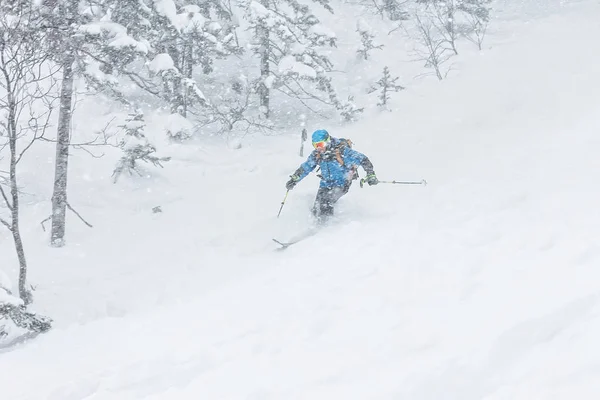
top-left (371, 66), bottom-right (404, 108)
top-left (245, 0), bottom-right (339, 118)
top-left (112, 111), bottom-right (170, 183)
top-left (356, 18), bottom-right (383, 61)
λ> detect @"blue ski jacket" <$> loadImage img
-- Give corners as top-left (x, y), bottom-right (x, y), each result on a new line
top-left (293, 138), bottom-right (375, 188)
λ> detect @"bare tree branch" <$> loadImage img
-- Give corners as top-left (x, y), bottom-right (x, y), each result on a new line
top-left (463, 13), bottom-right (488, 50)
top-left (408, 12), bottom-right (454, 81)
top-left (0, 216), bottom-right (11, 231)
top-left (75, 144), bottom-right (106, 158)
top-left (65, 202), bottom-right (93, 228)
top-left (40, 215), bottom-right (51, 232)
top-left (16, 103), bottom-right (55, 164)
top-left (0, 183), bottom-right (12, 211)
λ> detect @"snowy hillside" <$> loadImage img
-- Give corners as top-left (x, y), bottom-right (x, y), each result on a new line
top-left (2, 0), bottom-right (600, 398)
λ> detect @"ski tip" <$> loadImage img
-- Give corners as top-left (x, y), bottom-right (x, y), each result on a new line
top-left (272, 238), bottom-right (290, 248)
top-left (273, 239), bottom-right (291, 252)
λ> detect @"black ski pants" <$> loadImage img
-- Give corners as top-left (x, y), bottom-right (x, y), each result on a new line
top-left (312, 181), bottom-right (352, 218)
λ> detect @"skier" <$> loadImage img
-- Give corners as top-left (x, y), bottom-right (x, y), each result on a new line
top-left (285, 129), bottom-right (379, 221)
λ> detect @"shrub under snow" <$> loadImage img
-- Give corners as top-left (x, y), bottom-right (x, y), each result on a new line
top-left (0, 271), bottom-right (51, 347)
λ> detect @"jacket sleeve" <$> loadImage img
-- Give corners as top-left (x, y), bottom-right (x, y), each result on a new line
top-left (343, 148), bottom-right (375, 175)
top-left (293, 152), bottom-right (318, 181)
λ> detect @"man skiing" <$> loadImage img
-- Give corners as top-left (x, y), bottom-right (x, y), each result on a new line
top-left (286, 129), bottom-right (379, 221)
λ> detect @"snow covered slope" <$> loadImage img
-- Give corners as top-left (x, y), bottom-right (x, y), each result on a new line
top-left (2, 0), bottom-right (600, 398)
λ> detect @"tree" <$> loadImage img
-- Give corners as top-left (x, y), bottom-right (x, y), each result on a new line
top-left (112, 111), bottom-right (170, 183)
top-left (45, 0), bottom-right (79, 248)
top-left (245, 0), bottom-right (340, 119)
top-left (370, 66), bottom-right (404, 108)
top-left (42, 0), bottom-right (153, 246)
top-left (416, 0), bottom-right (492, 53)
top-left (416, 0), bottom-right (459, 54)
top-left (42, 0), bottom-right (242, 246)
top-left (199, 77), bottom-right (275, 135)
top-left (409, 12), bottom-right (454, 80)
top-left (461, 0), bottom-right (492, 50)
top-left (457, 0), bottom-right (492, 21)
top-left (91, 0), bottom-right (242, 134)
top-left (1, 270), bottom-right (51, 346)
top-left (109, 0), bottom-right (241, 118)
top-left (0, 1), bottom-right (60, 303)
top-left (142, 2), bottom-right (239, 116)
top-left (356, 18), bottom-right (383, 61)
top-left (339, 95), bottom-right (364, 122)
top-left (345, 0), bottom-right (409, 21)
top-left (382, 0), bottom-right (410, 21)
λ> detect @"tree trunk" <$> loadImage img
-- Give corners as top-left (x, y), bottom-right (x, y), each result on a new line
top-left (12, 219), bottom-right (30, 304)
top-left (168, 46), bottom-right (184, 115)
top-left (184, 42), bottom-right (193, 118)
top-left (447, 5), bottom-right (458, 55)
top-left (6, 84), bottom-right (31, 304)
top-left (258, 15), bottom-right (270, 118)
top-left (50, 52), bottom-right (75, 248)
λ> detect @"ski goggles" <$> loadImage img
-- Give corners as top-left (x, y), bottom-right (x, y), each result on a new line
top-left (313, 139), bottom-right (329, 150)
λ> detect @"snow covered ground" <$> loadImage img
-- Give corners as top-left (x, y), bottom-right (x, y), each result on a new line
top-left (2, 0), bottom-right (600, 398)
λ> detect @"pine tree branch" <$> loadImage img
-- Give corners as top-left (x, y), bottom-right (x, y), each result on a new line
top-left (78, 48), bottom-right (161, 97)
top-left (276, 83), bottom-right (330, 118)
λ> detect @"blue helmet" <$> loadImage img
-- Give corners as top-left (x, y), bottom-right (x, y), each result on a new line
top-left (312, 129), bottom-right (330, 144)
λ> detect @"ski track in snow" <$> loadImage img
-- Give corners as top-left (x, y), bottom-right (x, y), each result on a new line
top-left (3, 0), bottom-right (600, 399)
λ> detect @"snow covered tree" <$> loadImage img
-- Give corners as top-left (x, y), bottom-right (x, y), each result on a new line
top-left (457, 0), bottom-right (492, 21)
top-left (37, 0), bottom-right (242, 246)
top-left (461, 0), bottom-right (492, 49)
top-left (165, 111), bottom-right (195, 141)
top-left (78, 0), bottom-right (241, 129)
top-left (42, 0), bottom-right (81, 248)
top-left (339, 96), bottom-right (364, 122)
top-left (76, 0), bottom-right (152, 96)
top-left (1, 270), bottom-right (51, 347)
top-left (356, 18), bottom-right (383, 61)
top-left (416, 0), bottom-right (459, 54)
top-left (137, 1), bottom-right (240, 117)
top-left (371, 66), bottom-right (404, 108)
top-left (200, 77), bottom-right (275, 134)
top-left (0, 2), bottom-right (60, 302)
top-left (113, 111), bottom-right (170, 183)
top-left (245, 0), bottom-right (340, 119)
top-left (408, 12), bottom-right (454, 80)
top-left (43, 0), bottom-right (237, 242)
top-left (415, 0), bottom-right (492, 54)
top-left (38, 0), bottom-right (151, 247)
top-left (382, 0), bottom-right (410, 21)
top-left (348, 0), bottom-right (408, 21)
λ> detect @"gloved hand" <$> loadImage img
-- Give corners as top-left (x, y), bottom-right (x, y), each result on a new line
top-left (286, 175), bottom-right (300, 190)
top-left (365, 173), bottom-right (379, 186)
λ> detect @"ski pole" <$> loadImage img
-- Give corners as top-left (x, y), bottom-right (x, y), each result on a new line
top-left (277, 190), bottom-right (290, 218)
top-left (381, 179), bottom-right (427, 185)
top-left (360, 178), bottom-right (427, 188)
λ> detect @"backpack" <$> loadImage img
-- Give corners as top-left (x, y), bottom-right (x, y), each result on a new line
top-left (315, 138), bottom-right (353, 166)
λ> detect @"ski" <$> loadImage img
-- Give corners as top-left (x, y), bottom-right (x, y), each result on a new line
top-left (272, 227), bottom-right (320, 250)
top-left (272, 238), bottom-right (295, 250)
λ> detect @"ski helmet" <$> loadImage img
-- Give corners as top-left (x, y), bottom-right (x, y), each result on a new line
top-left (311, 129), bottom-right (330, 151)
